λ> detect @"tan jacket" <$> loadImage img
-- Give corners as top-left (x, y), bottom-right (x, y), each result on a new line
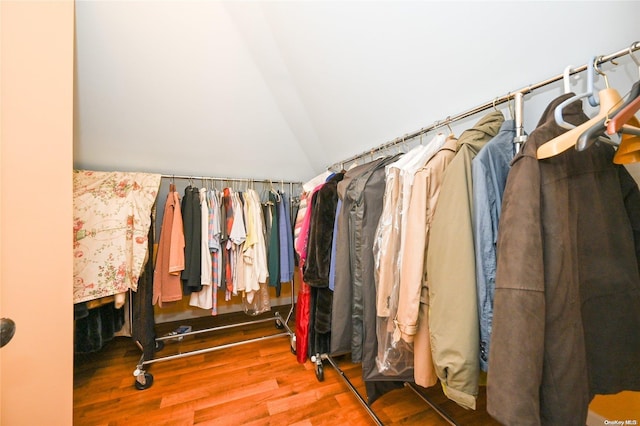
top-left (426, 111), bottom-right (504, 410)
top-left (395, 135), bottom-right (457, 387)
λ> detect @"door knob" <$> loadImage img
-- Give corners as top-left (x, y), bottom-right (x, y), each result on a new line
top-left (1, 318), bottom-right (16, 348)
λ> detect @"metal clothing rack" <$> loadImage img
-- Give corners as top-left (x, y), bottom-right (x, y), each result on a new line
top-left (315, 40), bottom-right (640, 425)
top-left (133, 174), bottom-right (303, 390)
top-left (328, 41), bottom-right (640, 171)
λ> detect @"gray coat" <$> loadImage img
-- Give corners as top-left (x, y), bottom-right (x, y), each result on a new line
top-left (330, 154), bottom-right (409, 403)
top-left (487, 93), bottom-right (640, 425)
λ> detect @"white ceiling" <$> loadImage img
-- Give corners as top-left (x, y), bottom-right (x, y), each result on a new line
top-left (74, 1), bottom-right (640, 182)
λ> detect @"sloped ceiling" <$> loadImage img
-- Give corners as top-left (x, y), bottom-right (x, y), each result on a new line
top-left (74, 1), bottom-right (640, 182)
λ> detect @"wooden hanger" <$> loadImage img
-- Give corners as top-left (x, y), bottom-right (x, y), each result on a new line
top-left (537, 88), bottom-right (623, 159)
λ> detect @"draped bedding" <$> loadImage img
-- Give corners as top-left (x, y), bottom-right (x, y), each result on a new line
top-left (73, 170), bottom-right (161, 304)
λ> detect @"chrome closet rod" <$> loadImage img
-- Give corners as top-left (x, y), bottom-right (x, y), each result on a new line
top-left (328, 40), bottom-right (640, 171)
top-left (160, 174), bottom-right (302, 186)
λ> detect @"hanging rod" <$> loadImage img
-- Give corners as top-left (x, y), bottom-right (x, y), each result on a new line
top-left (160, 174), bottom-right (302, 186)
top-left (328, 40), bottom-right (640, 171)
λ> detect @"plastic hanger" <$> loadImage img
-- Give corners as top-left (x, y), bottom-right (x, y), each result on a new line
top-left (579, 45), bottom-right (640, 163)
top-left (587, 57), bottom-right (602, 107)
top-left (537, 87), bottom-right (623, 159)
top-left (563, 65), bottom-right (580, 94)
top-left (574, 100), bottom-right (624, 152)
top-left (554, 57), bottom-right (598, 130)
top-left (608, 44), bottom-right (640, 136)
top-left (575, 60), bottom-right (631, 151)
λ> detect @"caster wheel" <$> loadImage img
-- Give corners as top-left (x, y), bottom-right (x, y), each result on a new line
top-left (155, 340), bottom-right (165, 351)
top-left (290, 336), bottom-right (297, 355)
top-left (275, 319), bottom-right (284, 329)
top-left (315, 363), bottom-right (324, 382)
top-left (134, 372), bottom-right (154, 390)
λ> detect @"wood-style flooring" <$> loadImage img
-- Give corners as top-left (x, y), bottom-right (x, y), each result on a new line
top-left (74, 308), bottom-right (500, 425)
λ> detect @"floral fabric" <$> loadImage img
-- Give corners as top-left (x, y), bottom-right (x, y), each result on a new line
top-left (73, 170), bottom-right (161, 303)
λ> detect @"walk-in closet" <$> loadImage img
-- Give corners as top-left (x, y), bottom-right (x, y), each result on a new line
top-left (2, 1), bottom-right (640, 425)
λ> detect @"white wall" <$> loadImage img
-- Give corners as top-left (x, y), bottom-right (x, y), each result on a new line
top-left (74, 1), bottom-right (640, 181)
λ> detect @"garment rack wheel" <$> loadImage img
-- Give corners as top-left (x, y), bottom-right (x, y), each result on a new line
top-left (290, 335), bottom-right (297, 355)
top-left (311, 353), bottom-right (324, 382)
top-left (133, 368), bottom-right (154, 390)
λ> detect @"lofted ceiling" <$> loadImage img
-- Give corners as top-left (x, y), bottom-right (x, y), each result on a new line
top-left (74, 1), bottom-right (640, 182)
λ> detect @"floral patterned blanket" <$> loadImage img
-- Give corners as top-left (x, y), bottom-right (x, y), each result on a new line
top-left (73, 170), bottom-right (161, 304)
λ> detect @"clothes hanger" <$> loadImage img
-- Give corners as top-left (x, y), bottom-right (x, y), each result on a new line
top-left (574, 61), bottom-right (626, 151)
top-left (563, 65), bottom-right (579, 94)
top-left (611, 118), bottom-right (640, 164)
top-left (587, 58), bottom-right (601, 108)
top-left (577, 81), bottom-right (640, 150)
top-left (609, 46), bottom-right (640, 164)
top-left (608, 44), bottom-right (640, 135)
top-left (537, 65), bottom-right (624, 159)
top-left (445, 116), bottom-right (455, 138)
top-left (576, 45), bottom-right (640, 161)
top-left (554, 57), bottom-right (598, 130)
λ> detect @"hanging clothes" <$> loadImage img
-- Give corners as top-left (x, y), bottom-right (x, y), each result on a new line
top-left (242, 189), bottom-right (271, 315)
top-left (132, 212), bottom-right (157, 361)
top-left (181, 185), bottom-right (203, 294)
top-left (374, 134), bottom-right (447, 378)
top-left (242, 190), bottom-right (258, 296)
top-left (267, 191), bottom-right (281, 296)
top-left (426, 110), bottom-right (504, 410)
top-left (153, 183), bottom-right (185, 306)
top-left (394, 134), bottom-right (457, 388)
top-left (294, 185), bottom-right (323, 363)
top-left (189, 188), bottom-right (213, 309)
top-left (331, 158), bottom-right (391, 360)
top-left (487, 94), bottom-right (640, 424)
top-left (207, 189), bottom-right (222, 315)
top-left (329, 155), bottom-right (407, 404)
top-left (73, 170), bottom-right (161, 303)
top-left (303, 172), bottom-right (344, 287)
top-left (278, 191), bottom-right (295, 284)
top-left (242, 189), bottom-right (269, 299)
top-left (221, 188), bottom-right (234, 300)
top-left (292, 190), bottom-right (309, 356)
top-left (471, 119), bottom-right (516, 372)
top-left (304, 172), bottom-right (344, 357)
top-left (328, 198), bottom-right (341, 292)
top-left (230, 190), bottom-right (247, 295)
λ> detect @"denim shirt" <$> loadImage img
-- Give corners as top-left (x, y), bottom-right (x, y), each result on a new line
top-left (471, 120), bottom-right (516, 372)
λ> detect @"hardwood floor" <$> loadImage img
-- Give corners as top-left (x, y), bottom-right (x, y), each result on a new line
top-left (74, 309), bottom-right (500, 425)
